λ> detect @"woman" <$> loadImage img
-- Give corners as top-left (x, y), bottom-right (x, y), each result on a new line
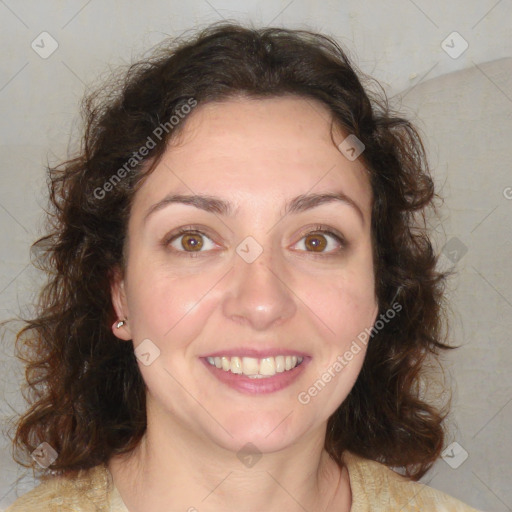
top-left (5, 22), bottom-right (480, 511)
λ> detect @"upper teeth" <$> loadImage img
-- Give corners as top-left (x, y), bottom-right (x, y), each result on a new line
top-left (206, 355), bottom-right (304, 377)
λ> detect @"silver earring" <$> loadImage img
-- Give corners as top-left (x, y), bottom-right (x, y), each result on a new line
top-left (116, 320), bottom-right (126, 328)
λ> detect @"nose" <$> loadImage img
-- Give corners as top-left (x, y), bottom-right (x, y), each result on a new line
top-left (222, 245), bottom-right (297, 331)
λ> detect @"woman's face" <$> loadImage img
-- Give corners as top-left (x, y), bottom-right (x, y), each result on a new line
top-left (112, 95), bottom-right (378, 454)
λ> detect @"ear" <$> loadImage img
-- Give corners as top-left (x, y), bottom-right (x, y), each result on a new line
top-left (110, 265), bottom-right (132, 341)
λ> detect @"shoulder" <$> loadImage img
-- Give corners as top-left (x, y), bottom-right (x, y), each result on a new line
top-left (5, 464), bottom-right (114, 512)
top-left (343, 451), bottom-right (483, 512)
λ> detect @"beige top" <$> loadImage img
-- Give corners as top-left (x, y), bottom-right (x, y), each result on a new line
top-left (6, 451), bottom-right (482, 511)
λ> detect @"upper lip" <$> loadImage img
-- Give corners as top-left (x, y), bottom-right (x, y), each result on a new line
top-left (201, 348), bottom-right (310, 359)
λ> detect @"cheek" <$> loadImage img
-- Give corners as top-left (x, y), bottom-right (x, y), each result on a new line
top-left (125, 259), bottom-right (219, 343)
top-left (304, 262), bottom-right (376, 342)
top-left (306, 272), bottom-right (375, 405)
top-left (305, 281), bottom-right (376, 379)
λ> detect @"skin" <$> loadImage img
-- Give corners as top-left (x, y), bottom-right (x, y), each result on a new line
top-left (109, 95), bottom-right (379, 512)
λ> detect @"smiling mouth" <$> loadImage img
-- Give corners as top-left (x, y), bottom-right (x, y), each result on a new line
top-left (201, 354), bottom-right (309, 394)
top-left (205, 355), bottom-right (305, 378)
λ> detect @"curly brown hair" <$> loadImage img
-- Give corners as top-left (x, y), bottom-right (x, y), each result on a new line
top-left (4, 21), bottom-right (454, 481)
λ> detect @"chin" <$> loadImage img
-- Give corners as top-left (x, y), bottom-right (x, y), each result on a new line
top-left (204, 410), bottom-right (309, 455)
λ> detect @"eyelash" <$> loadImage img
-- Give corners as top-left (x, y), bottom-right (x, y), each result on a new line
top-left (163, 224), bottom-right (347, 259)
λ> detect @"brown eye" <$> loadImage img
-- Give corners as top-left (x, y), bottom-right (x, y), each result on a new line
top-left (180, 233), bottom-right (204, 251)
top-left (167, 229), bottom-right (216, 256)
top-left (304, 233), bottom-right (328, 252)
top-left (293, 228), bottom-right (345, 255)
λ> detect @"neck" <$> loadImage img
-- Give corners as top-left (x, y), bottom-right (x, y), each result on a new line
top-left (108, 419), bottom-right (351, 512)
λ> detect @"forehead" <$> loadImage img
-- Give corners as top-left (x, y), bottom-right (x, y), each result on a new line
top-left (134, 96), bottom-right (372, 218)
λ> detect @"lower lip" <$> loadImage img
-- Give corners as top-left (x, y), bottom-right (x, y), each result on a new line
top-left (200, 358), bottom-right (310, 394)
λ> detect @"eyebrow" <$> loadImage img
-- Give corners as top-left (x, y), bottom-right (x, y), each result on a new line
top-left (143, 191), bottom-right (365, 226)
